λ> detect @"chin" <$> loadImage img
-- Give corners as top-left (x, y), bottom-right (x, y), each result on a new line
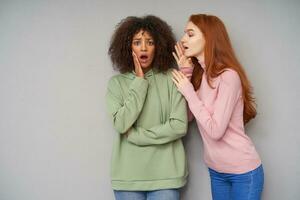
top-left (141, 64), bottom-right (150, 68)
top-left (184, 52), bottom-right (192, 57)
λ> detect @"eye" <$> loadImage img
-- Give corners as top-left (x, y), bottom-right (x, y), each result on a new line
top-left (188, 32), bottom-right (194, 37)
top-left (148, 40), bottom-right (154, 46)
top-left (133, 41), bottom-right (141, 45)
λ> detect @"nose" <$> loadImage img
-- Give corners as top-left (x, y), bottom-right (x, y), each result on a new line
top-left (180, 35), bottom-right (186, 43)
top-left (141, 41), bottom-right (147, 51)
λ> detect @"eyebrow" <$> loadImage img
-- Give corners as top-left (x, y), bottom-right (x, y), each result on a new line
top-left (184, 29), bottom-right (194, 33)
top-left (132, 38), bottom-right (154, 40)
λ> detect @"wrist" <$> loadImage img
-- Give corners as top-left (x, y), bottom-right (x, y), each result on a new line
top-left (179, 81), bottom-right (194, 99)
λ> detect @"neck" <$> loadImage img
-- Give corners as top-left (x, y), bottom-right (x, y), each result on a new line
top-left (196, 54), bottom-right (204, 64)
top-left (142, 66), bottom-right (152, 74)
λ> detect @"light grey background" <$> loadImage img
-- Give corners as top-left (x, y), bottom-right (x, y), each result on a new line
top-left (0, 0), bottom-right (299, 199)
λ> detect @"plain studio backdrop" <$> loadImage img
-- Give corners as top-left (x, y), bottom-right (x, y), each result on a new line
top-left (0, 0), bottom-right (299, 199)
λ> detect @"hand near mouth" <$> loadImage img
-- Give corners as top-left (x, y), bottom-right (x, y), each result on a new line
top-left (132, 51), bottom-right (144, 78)
top-left (172, 42), bottom-right (193, 69)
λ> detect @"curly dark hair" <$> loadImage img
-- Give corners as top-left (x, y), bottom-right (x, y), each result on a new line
top-left (108, 15), bottom-right (176, 73)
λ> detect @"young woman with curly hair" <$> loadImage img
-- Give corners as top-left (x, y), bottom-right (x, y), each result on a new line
top-left (106, 15), bottom-right (188, 200)
top-left (172, 14), bottom-right (264, 200)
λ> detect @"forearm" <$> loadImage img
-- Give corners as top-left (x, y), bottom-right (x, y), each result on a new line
top-left (106, 77), bottom-right (149, 133)
top-left (127, 118), bottom-right (188, 146)
top-left (180, 71), bottom-right (241, 140)
top-left (181, 83), bottom-right (227, 140)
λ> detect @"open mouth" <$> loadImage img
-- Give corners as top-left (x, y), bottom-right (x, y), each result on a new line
top-left (139, 55), bottom-right (149, 62)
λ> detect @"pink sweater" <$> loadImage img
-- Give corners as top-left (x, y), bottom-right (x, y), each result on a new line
top-left (180, 65), bottom-right (261, 174)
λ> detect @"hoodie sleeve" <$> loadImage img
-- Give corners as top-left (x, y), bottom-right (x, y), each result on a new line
top-left (105, 76), bottom-right (149, 134)
top-left (127, 74), bottom-right (188, 146)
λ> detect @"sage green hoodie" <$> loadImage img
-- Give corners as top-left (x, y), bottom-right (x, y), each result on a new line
top-left (106, 68), bottom-right (188, 191)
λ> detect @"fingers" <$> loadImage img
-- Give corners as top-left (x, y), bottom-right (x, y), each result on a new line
top-left (175, 43), bottom-right (182, 58)
top-left (171, 77), bottom-right (179, 88)
top-left (172, 70), bottom-right (182, 82)
top-left (132, 51), bottom-right (140, 68)
top-left (172, 52), bottom-right (179, 65)
top-left (174, 42), bottom-right (185, 68)
top-left (178, 70), bottom-right (186, 79)
top-left (178, 42), bottom-right (184, 55)
top-left (173, 69), bottom-right (188, 81)
top-left (132, 52), bottom-right (141, 70)
top-left (132, 51), bottom-right (144, 77)
top-left (132, 51), bottom-right (140, 67)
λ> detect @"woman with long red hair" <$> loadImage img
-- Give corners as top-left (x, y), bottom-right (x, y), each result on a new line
top-left (172, 14), bottom-right (264, 200)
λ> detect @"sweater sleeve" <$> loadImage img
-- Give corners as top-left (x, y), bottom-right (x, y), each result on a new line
top-left (105, 76), bottom-right (149, 134)
top-left (127, 77), bottom-right (188, 146)
top-left (179, 70), bottom-right (242, 140)
top-left (180, 66), bottom-right (194, 80)
top-left (187, 106), bottom-right (194, 122)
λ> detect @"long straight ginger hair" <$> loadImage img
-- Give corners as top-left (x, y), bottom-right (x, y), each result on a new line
top-left (189, 14), bottom-right (256, 124)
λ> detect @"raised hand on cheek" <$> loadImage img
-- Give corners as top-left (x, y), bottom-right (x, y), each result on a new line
top-left (172, 42), bottom-right (193, 69)
top-left (132, 51), bottom-right (144, 78)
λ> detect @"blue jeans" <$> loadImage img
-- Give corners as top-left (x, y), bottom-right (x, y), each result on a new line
top-left (209, 165), bottom-right (264, 200)
top-left (113, 189), bottom-right (180, 200)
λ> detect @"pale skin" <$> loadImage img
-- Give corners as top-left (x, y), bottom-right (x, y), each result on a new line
top-left (172, 21), bottom-right (206, 88)
top-left (172, 41), bottom-right (193, 89)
